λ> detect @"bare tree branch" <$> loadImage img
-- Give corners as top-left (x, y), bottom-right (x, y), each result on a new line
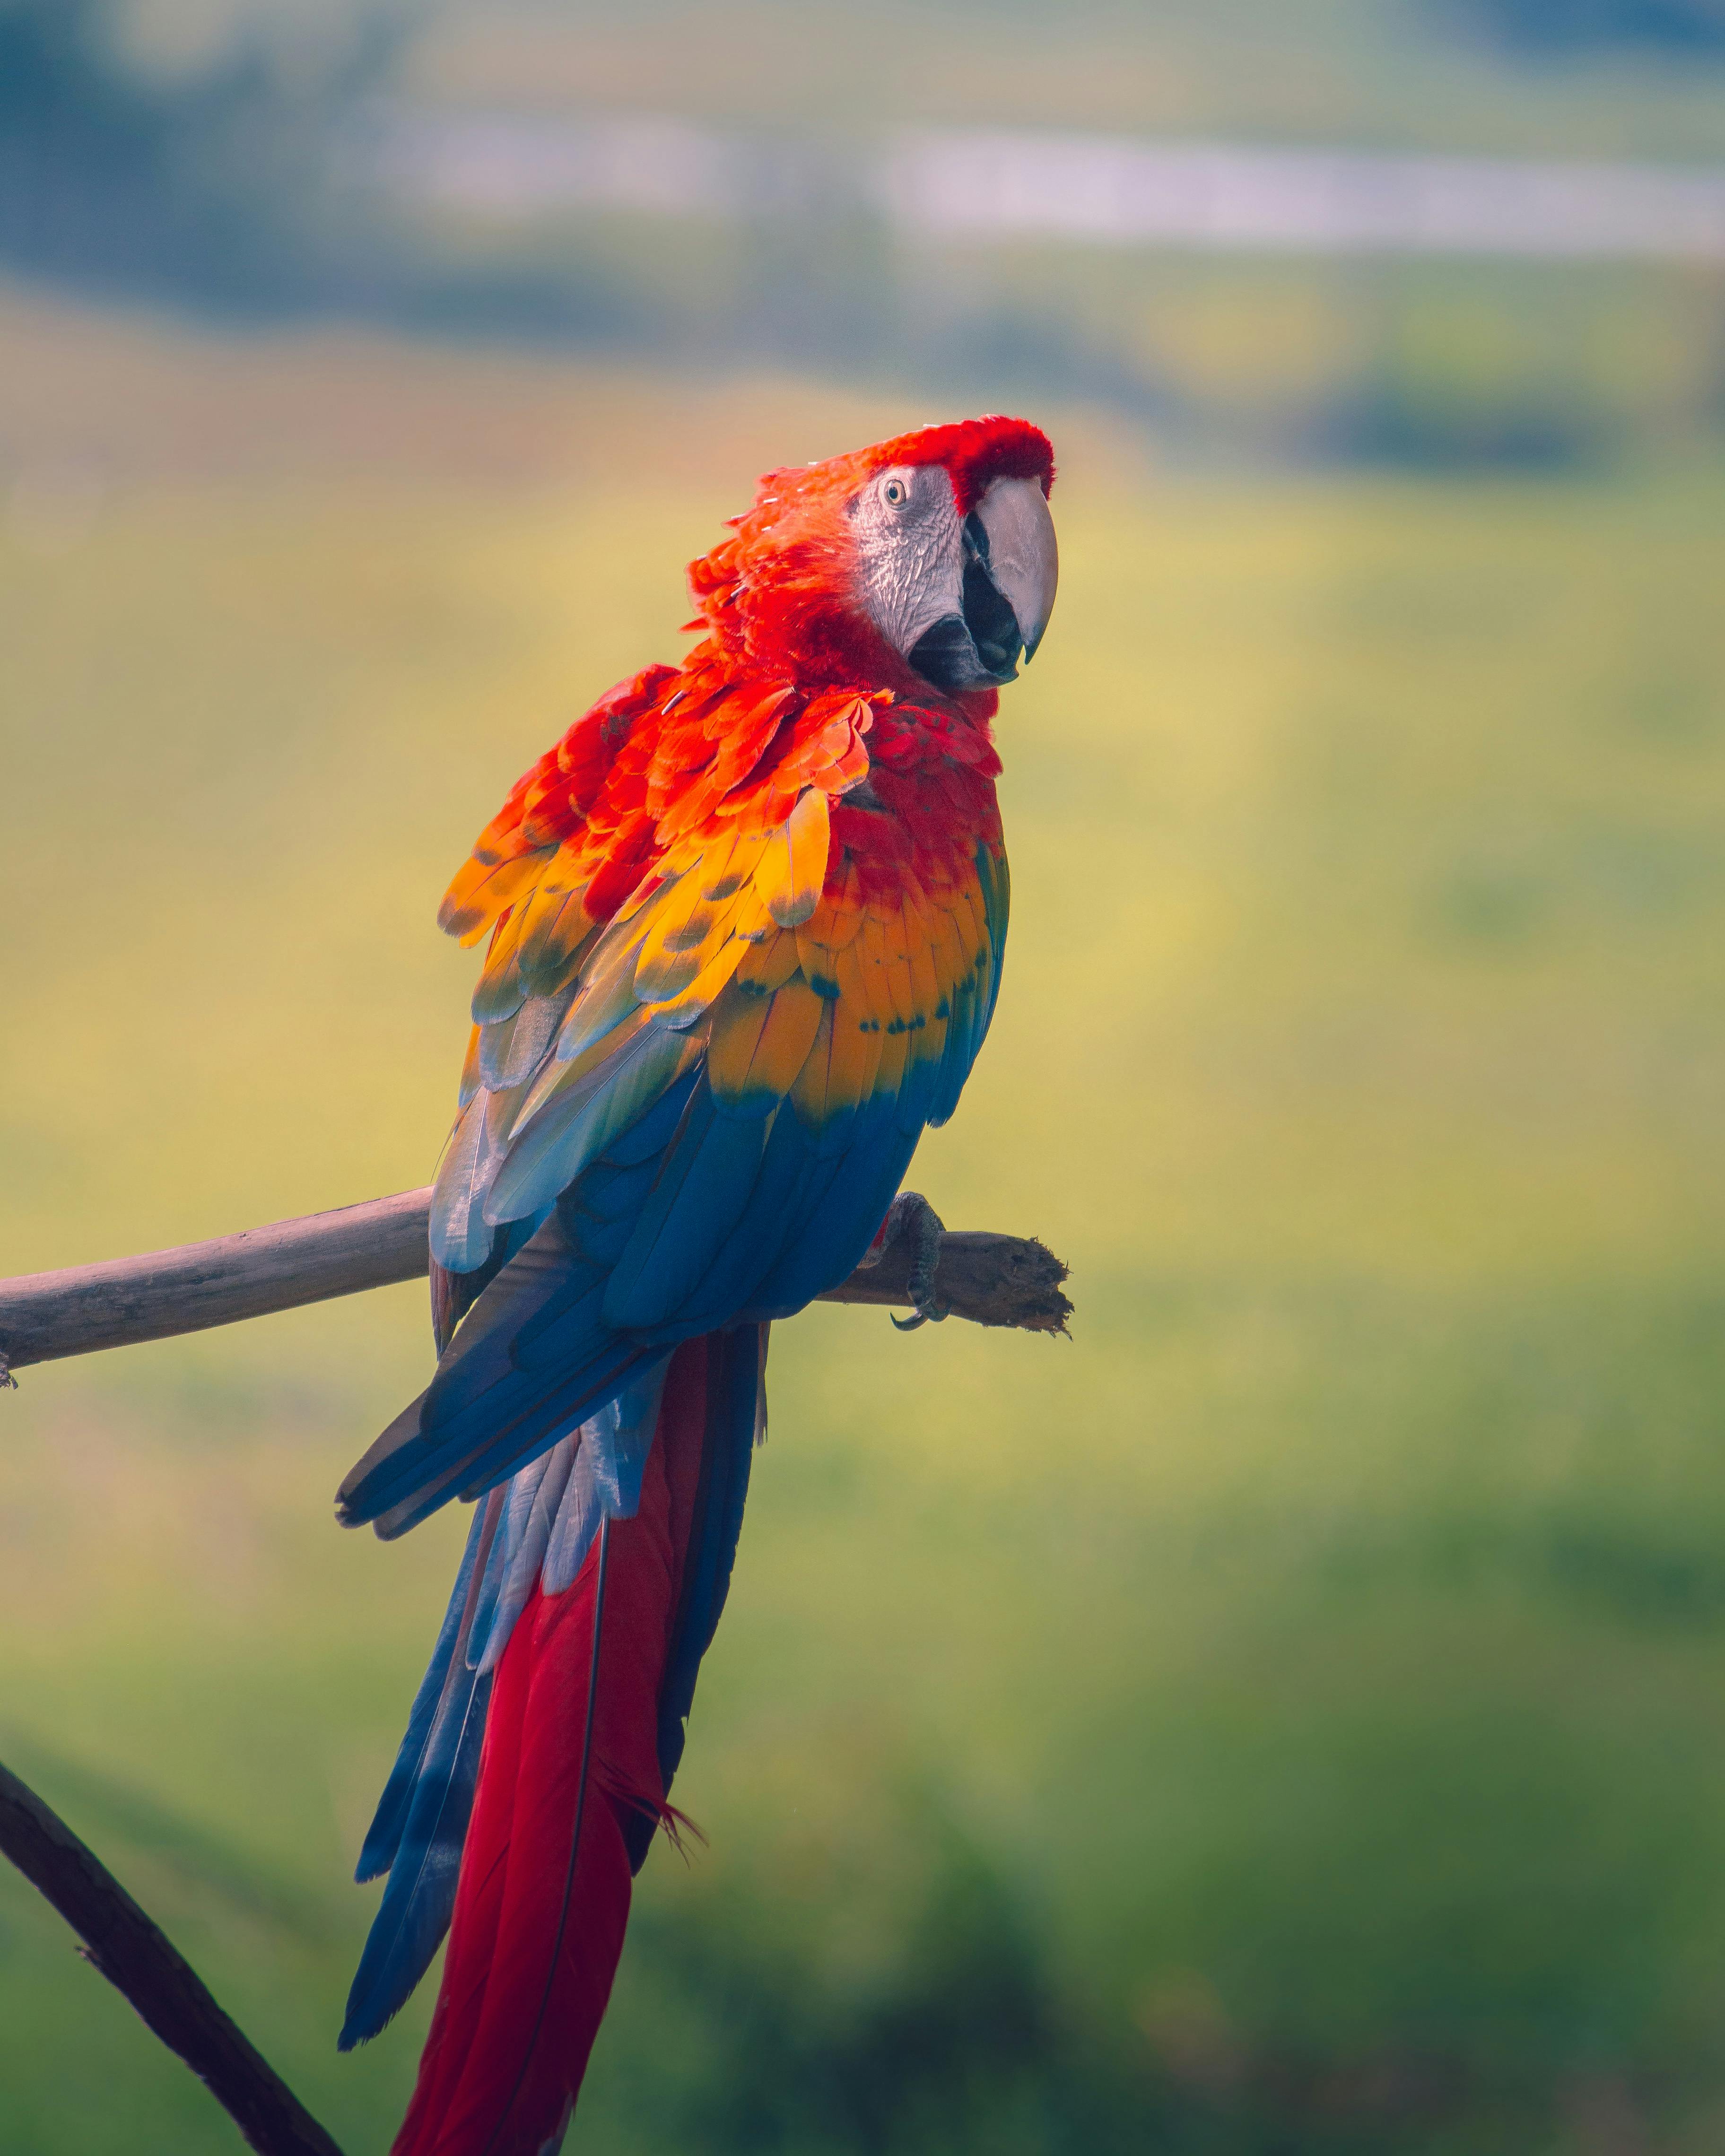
top-left (0, 1191), bottom-right (1071, 1376)
top-left (828, 1226), bottom-right (1072, 1332)
top-left (0, 1756), bottom-right (345, 2156)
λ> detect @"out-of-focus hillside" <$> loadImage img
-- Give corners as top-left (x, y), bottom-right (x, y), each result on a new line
top-left (409, 0), bottom-right (1725, 156)
top-left (9, 0), bottom-right (1725, 468)
top-left (118, 0), bottom-right (1725, 155)
top-left (6, 287), bottom-right (1725, 2154)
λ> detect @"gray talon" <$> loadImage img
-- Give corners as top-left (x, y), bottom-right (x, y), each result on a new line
top-left (879, 1191), bottom-right (948, 1330)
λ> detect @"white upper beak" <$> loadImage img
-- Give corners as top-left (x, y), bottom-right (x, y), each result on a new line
top-left (975, 477), bottom-right (1059, 661)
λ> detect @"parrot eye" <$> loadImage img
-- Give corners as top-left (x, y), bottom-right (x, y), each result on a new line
top-left (881, 476), bottom-right (909, 507)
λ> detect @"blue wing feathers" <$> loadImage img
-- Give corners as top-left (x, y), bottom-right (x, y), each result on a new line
top-left (747, 1105), bottom-right (919, 1314)
top-left (669, 1106), bottom-right (821, 1328)
top-left (603, 1094), bottom-right (773, 1330)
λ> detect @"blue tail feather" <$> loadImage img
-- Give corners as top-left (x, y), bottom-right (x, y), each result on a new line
top-left (339, 1491), bottom-right (509, 2047)
top-left (352, 1499), bottom-right (493, 1887)
top-left (341, 1361), bottom-right (672, 2047)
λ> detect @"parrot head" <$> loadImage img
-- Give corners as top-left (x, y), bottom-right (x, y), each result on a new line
top-left (689, 415), bottom-right (1057, 700)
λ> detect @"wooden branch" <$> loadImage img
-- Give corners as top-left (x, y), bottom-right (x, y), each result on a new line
top-left (0, 1756), bottom-right (344, 2156)
top-left (0, 1191), bottom-right (1071, 1375)
top-left (0, 1191), bottom-right (434, 1374)
top-left (828, 1226), bottom-right (1072, 1333)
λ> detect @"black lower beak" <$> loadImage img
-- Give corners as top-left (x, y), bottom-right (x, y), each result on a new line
top-left (907, 514), bottom-right (1023, 695)
top-left (908, 613), bottom-right (994, 694)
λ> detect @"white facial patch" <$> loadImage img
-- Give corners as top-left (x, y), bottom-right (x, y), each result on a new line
top-left (849, 463), bottom-right (966, 661)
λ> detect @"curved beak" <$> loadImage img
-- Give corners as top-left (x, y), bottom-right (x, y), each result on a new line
top-left (975, 477), bottom-right (1059, 663)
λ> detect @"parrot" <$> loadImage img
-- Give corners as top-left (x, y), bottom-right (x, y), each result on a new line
top-left (333, 413), bottom-right (1058, 2156)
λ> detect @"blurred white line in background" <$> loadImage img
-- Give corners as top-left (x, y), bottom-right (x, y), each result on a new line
top-left (884, 131), bottom-right (1725, 259)
top-left (376, 110), bottom-right (1725, 261)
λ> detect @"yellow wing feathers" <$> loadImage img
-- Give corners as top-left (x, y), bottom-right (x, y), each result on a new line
top-left (453, 809), bottom-right (996, 1168)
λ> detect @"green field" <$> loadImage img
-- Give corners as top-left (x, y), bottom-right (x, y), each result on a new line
top-left (5, 290), bottom-right (1725, 2153)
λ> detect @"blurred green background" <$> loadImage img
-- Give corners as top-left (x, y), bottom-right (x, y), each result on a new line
top-left (6, 4), bottom-right (1725, 2153)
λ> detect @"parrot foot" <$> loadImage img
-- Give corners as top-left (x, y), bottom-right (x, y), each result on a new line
top-left (0, 1354), bottom-right (14, 1390)
top-left (867, 1190), bottom-right (949, 1330)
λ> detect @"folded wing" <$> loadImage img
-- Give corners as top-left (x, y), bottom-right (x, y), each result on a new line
top-left (339, 670), bottom-right (1006, 1540)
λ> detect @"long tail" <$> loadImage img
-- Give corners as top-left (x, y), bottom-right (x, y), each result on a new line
top-left (346, 1326), bottom-right (766, 2156)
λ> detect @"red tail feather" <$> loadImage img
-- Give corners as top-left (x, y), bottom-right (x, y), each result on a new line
top-left (390, 1339), bottom-right (714, 2156)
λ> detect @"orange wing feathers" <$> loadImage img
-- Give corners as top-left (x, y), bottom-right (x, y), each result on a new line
top-left (427, 632), bottom-right (1005, 1275)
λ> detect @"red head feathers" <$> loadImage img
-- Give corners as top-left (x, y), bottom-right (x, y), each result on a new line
top-left (687, 415), bottom-right (1057, 695)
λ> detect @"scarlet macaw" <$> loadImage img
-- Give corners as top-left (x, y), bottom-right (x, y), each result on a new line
top-left (335, 415), bottom-right (1058, 2155)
